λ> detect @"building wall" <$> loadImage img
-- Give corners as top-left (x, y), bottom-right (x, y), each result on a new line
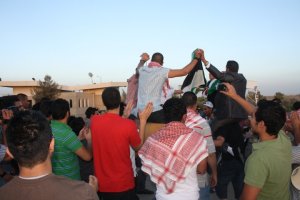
top-left (82, 88), bottom-right (105, 110)
top-left (59, 92), bottom-right (95, 118)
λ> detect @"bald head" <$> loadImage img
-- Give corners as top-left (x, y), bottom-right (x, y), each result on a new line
top-left (151, 52), bottom-right (164, 65)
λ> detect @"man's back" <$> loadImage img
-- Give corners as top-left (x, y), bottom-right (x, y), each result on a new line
top-left (214, 72), bottom-right (247, 120)
top-left (51, 120), bottom-right (82, 180)
top-left (0, 174), bottom-right (98, 200)
top-left (137, 66), bottom-right (169, 112)
top-left (244, 131), bottom-right (291, 200)
top-left (91, 113), bottom-right (140, 192)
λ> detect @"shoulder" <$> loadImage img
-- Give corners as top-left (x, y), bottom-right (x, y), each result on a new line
top-left (48, 175), bottom-right (98, 198)
top-left (121, 118), bottom-right (136, 126)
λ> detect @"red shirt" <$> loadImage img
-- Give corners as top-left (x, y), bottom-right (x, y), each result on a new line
top-left (91, 113), bottom-right (141, 192)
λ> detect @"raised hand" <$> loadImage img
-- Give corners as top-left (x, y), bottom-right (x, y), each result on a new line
top-left (138, 102), bottom-right (153, 122)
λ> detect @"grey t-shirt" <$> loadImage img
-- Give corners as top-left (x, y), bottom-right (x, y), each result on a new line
top-left (0, 174), bottom-right (99, 200)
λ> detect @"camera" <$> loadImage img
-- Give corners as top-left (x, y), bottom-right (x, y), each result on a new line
top-left (0, 95), bottom-right (22, 121)
top-left (0, 106), bottom-right (20, 121)
top-left (217, 83), bottom-right (227, 91)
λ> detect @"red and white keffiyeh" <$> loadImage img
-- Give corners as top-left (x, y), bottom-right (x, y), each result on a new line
top-left (148, 61), bottom-right (171, 98)
top-left (138, 122), bottom-right (208, 193)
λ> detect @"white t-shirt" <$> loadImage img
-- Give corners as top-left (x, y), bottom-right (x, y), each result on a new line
top-left (137, 66), bottom-right (170, 112)
top-left (155, 165), bottom-right (199, 200)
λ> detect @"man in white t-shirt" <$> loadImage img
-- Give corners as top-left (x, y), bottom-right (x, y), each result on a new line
top-left (139, 98), bottom-right (208, 200)
top-left (137, 50), bottom-right (202, 123)
top-left (182, 92), bottom-right (217, 200)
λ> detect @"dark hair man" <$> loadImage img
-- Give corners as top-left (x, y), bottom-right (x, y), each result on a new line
top-left (17, 93), bottom-right (30, 110)
top-left (136, 49), bottom-right (202, 123)
top-left (84, 107), bottom-right (98, 128)
top-left (200, 50), bottom-right (247, 131)
top-left (182, 92), bottom-right (217, 199)
top-left (51, 98), bottom-right (92, 180)
top-left (139, 98), bottom-right (208, 200)
top-left (90, 87), bottom-right (152, 200)
top-left (0, 110), bottom-right (99, 200)
top-left (221, 83), bottom-right (291, 200)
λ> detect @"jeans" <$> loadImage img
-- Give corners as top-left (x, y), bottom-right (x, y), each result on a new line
top-left (216, 159), bottom-right (244, 199)
top-left (199, 185), bottom-right (210, 200)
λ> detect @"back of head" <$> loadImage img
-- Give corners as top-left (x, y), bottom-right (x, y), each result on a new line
top-left (51, 98), bottom-right (70, 120)
top-left (0, 95), bottom-right (19, 109)
top-left (163, 98), bottom-right (187, 123)
top-left (85, 107), bottom-right (98, 119)
top-left (182, 92), bottom-right (197, 108)
top-left (255, 99), bottom-right (286, 136)
top-left (226, 60), bottom-right (239, 72)
top-left (68, 117), bottom-right (85, 135)
top-left (39, 100), bottom-right (53, 118)
top-left (17, 93), bottom-right (28, 101)
top-left (292, 101), bottom-right (300, 111)
top-left (6, 110), bottom-right (52, 168)
top-left (151, 52), bottom-right (164, 65)
top-left (102, 87), bottom-right (121, 110)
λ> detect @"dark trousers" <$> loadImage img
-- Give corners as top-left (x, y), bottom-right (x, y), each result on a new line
top-left (98, 189), bottom-right (139, 200)
top-left (135, 156), bottom-right (146, 192)
top-left (216, 159), bottom-right (244, 199)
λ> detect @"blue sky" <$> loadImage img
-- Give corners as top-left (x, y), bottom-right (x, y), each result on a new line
top-left (0, 0), bottom-right (299, 95)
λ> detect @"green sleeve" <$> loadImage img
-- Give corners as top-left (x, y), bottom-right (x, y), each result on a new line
top-left (64, 130), bottom-right (83, 152)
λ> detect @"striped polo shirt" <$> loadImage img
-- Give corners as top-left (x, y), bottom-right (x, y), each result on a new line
top-left (51, 120), bottom-right (82, 180)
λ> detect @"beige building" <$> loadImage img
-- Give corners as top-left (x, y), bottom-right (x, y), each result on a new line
top-left (0, 81), bottom-right (127, 117)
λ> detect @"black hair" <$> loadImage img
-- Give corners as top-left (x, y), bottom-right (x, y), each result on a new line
top-left (85, 107), bottom-right (98, 119)
top-left (226, 60), bottom-right (239, 72)
top-left (255, 99), bottom-right (286, 136)
top-left (163, 98), bottom-right (187, 123)
top-left (6, 110), bottom-right (52, 168)
top-left (102, 87), bottom-right (121, 110)
top-left (119, 102), bottom-right (126, 116)
top-left (51, 98), bottom-right (70, 120)
top-left (17, 93), bottom-right (28, 101)
top-left (182, 92), bottom-right (197, 108)
top-left (39, 100), bottom-right (53, 118)
top-left (32, 102), bottom-right (41, 111)
top-left (68, 117), bottom-right (85, 135)
top-left (292, 101), bottom-right (300, 111)
top-left (151, 52), bottom-right (164, 65)
top-left (0, 95), bottom-right (19, 109)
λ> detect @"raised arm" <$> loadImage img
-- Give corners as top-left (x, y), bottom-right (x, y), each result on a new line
top-left (200, 50), bottom-right (235, 82)
top-left (135, 53), bottom-right (150, 75)
top-left (168, 49), bottom-right (202, 78)
top-left (132, 102), bottom-right (153, 151)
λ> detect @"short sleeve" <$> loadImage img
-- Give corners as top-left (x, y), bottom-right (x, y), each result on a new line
top-left (163, 68), bottom-right (170, 80)
top-left (244, 155), bottom-right (268, 188)
top-left (64, 130), bottom-right (83, 152)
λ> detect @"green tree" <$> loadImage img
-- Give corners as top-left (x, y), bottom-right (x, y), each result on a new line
top-left (274, 92), bottom-right (284, 101)
top-left (32, 75), bottom-right (61, 102)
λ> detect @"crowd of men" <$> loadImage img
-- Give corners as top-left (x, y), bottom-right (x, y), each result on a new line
top-left (0, 49), bottom-right (300, 200)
